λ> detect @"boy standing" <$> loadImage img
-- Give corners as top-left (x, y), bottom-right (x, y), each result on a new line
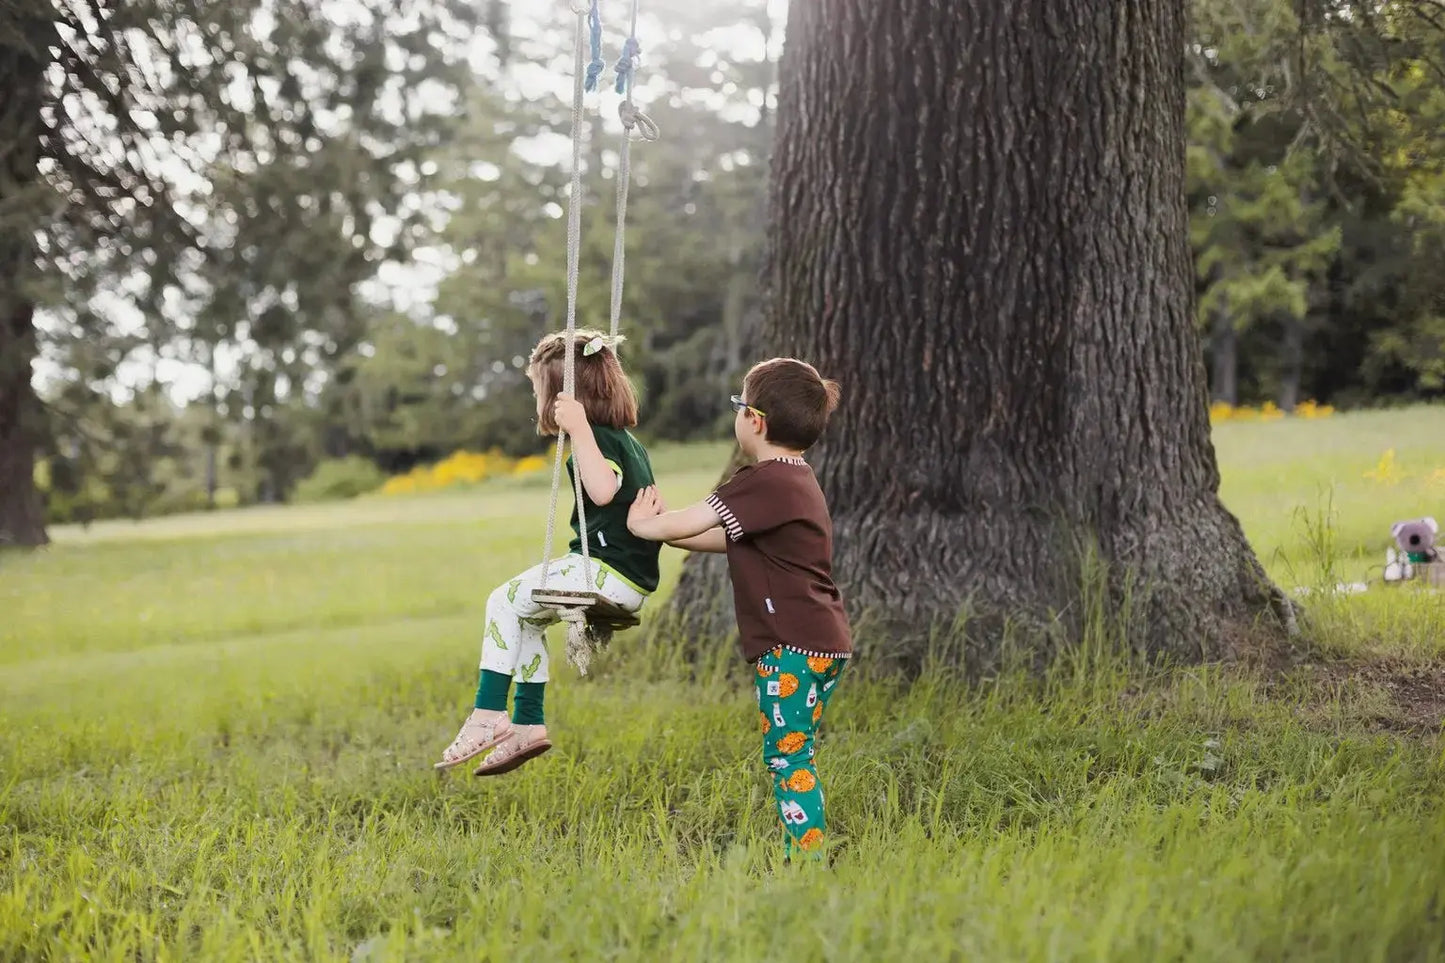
top-left (628, 358), bottom-right (851, 857)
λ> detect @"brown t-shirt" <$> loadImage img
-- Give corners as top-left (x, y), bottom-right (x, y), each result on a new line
top-left (704, 457), bottom-right (852, 663)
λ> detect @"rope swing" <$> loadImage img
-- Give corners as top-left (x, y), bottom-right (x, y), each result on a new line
top-left (531, 0), bottom-right (659, 676)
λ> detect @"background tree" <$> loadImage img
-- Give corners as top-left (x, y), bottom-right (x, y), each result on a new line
top-left (666, 0), bottom-right (1297, 667)
top-left (12, 1), bottom-right (1445, 537)
top-left (1, 0), bottom-right (481, 544)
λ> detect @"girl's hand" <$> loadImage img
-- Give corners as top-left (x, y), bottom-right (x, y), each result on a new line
top-left (554, 393), bottom-right (589, 436)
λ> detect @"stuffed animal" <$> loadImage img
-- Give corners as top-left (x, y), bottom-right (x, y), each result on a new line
top-left (1384, 548), bottom-right (1413, 583)
top-left (1393, 517), bottom-right (1439, 564)
top-left (1384, 517), bottom-right (1438, 584)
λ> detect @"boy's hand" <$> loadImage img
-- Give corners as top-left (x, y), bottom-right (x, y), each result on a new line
top-left (554, 393), bottom-right (589, 436)
top-left (628, 485), bottom-right (664, 532)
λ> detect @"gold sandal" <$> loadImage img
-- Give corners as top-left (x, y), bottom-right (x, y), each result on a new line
top-left (434, 710), bottom-right (512, 770)
top-left (473, 724), bottom-right (552, 776)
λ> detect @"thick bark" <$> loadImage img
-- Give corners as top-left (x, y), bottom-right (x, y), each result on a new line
top-left (0, 12), bottom-right (52, 548)
top-left (666, 0), bottom-right (1293, 669)
top-left (1211, 305), bottom-right (1238, 406)
top-left (1279, 314), bottom-right (1304, 413)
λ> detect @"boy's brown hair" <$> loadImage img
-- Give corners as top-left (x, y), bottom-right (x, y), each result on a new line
top-left (743, 358), bottom-right (841, 451)
top-left (528, 329), bottom-right (639, 435)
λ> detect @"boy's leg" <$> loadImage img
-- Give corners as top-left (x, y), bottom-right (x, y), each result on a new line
top-left (754, 647), bottom-right (847, 857)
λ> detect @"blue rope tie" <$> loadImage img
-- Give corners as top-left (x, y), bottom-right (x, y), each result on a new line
top-left (614, 36), bottom-right (640, 95)
top-left (584, 0), bottom-right (605, 92)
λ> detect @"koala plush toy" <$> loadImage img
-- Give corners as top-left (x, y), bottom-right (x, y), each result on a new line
top-left (1384, 517), bottom-right (1439, 583)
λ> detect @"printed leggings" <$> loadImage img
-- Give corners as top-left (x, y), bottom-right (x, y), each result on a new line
top-left (754, 646), bottom-right (847, 856)
top-left (479, 554), bottom-right (647, 684)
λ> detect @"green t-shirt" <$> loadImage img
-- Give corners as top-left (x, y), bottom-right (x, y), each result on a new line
top-left (566, 425), bottom-right (660, 594)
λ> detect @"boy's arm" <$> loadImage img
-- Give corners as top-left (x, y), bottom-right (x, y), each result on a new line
top-left (628, 486), bottom-right (722, 543)
top-left (666, 528), bottom-right (728, 554)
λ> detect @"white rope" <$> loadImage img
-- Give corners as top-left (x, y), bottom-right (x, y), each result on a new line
top-left (539, 5), bottom-right (593, 593)
top-left (558, 605), bottom-right (596, 676)
top-left (538, 0), bottom-right (660, 631)
top-left (609, 0), bottom-right (658, 341)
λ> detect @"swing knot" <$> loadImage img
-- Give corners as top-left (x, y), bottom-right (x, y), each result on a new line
top-left (583, 0), bottom-right (606, 92)
top-left (561, 607), bottom-right (612, 677)
top-left (614, 36), bottom-right (641, 94)
top-left (618, 101), bottom-right (660, 142)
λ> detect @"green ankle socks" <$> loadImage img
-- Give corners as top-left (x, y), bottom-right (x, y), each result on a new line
top-left (512, 682), bottom-right (545, 726)
top-left (474, 669), bottom-right (511, 712)
top-left (473, 670), bottom-right (544, 724)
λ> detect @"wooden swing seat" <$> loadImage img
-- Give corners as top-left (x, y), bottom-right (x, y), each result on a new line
top-left (531, 589), bottom-right (640, 631)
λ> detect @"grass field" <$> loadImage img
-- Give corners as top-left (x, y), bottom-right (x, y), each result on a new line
top-left (4, 414), bottom-right (1445, 961)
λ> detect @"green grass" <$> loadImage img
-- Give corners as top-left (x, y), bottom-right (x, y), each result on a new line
top-left (4, 416), bottom-right (1445, 961)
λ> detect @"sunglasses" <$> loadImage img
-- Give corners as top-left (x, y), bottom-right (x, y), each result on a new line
top-left (730, 394), bottom-right (766, 418)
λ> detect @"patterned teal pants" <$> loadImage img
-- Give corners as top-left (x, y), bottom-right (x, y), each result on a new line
top-left (754, 646), bottom-right (847, 857)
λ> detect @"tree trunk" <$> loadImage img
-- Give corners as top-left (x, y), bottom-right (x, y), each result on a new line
top-left (0, 11), bottom-right (53, 548)
top-left (665, 0), bottom-right (1293, 670)
top-left (1279, 313), bottom-right (1304, 412)
top-left (205, 443), bottom-right (219, 508)
top-left (1211, 303), bottom-right (1238, 405)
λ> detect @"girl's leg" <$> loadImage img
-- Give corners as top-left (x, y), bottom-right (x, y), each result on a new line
top-left (477, 552), bottom-right (646, 689)
top-left (437, 561), bottom-right (560, 768)
top-left (471, 555), bottom-right (648, 776)
top-left (754, 647), bottom-right (847, 857)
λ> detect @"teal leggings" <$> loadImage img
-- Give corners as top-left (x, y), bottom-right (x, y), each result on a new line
top-left (754, 646), bottom-right (847, 856)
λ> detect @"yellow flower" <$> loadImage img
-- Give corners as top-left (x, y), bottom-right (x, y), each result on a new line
top-left (1364, 449), bottom-right (1402, 486)
top-left (1294, 399), bottom-right (1335, 419)
top-left (513, 455), bottom-right (549, 475)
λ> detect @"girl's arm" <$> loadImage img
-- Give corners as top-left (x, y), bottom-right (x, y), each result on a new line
top-left (667, 528), bottom-right (728, 554)
top-left (567, 428), bottom-right (622, 506)
top-left (554, 393), bottom-right (621, 506)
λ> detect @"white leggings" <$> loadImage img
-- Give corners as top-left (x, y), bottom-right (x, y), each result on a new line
top-left (478, 554), bottom-right (648, 684)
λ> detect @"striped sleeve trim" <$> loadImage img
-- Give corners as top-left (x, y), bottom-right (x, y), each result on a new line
top-left (705, 493), bottom-right (744, 541)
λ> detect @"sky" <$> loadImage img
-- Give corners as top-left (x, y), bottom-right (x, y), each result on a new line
top-left (31, 0), bottom-right (788, 407)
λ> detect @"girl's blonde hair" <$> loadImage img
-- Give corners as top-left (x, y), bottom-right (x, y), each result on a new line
top-left (528, 329), bottom-right (639, 435)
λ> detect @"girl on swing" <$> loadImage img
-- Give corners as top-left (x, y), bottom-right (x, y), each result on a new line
top-left (435, 329), bottom-right (660, 776)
